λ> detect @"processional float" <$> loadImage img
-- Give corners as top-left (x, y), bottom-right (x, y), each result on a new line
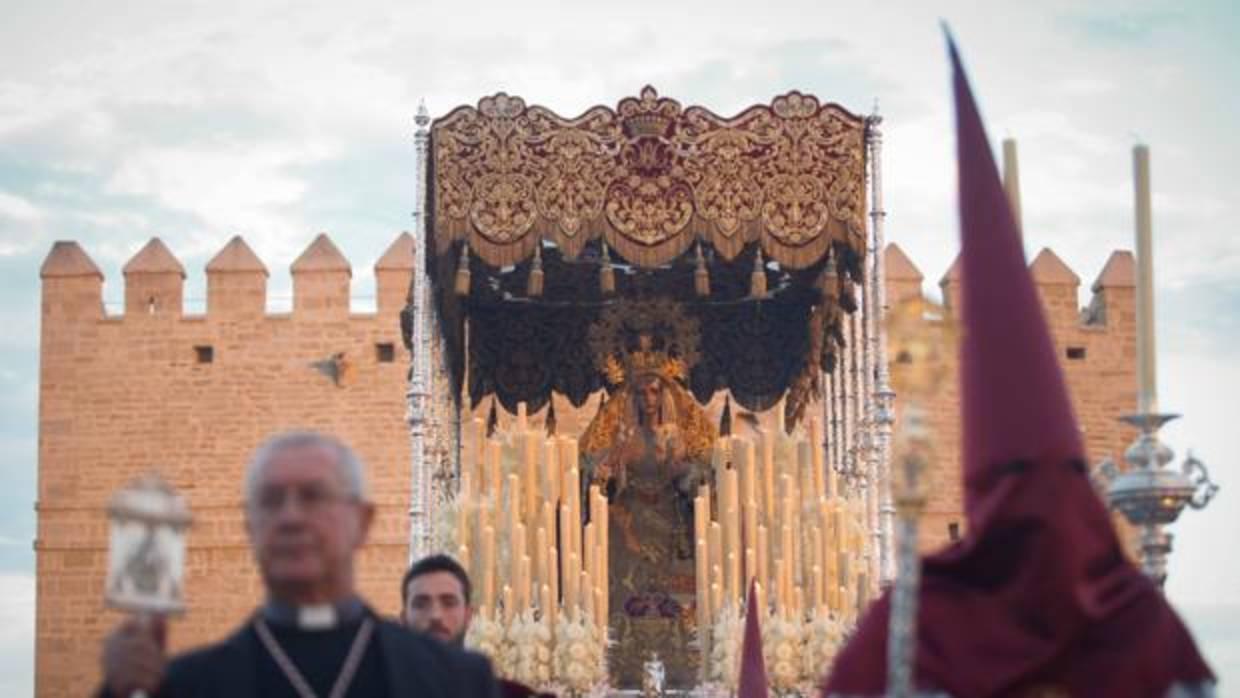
top-left (403, 86), bottom-right (898, 695)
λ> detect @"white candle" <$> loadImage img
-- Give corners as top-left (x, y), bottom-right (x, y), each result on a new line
top-left (519, 554), bottom-right (531, 613)
top-left (535, 525), bottom-right (548, 596)
top-left (1134, 144), bottom-right (1158, 414)
top-left (696, 537), bottom-right (708, 639)
top-left (482, 525), bottom-right (496, 611)
top-left (548, 545), bottom-right (559, 618)
top-left (523, 433), bottom-right (538, 527)
top-left (757, 524), bottom-right (769, 599)
top-left (810, 418), bottom-right (825, 500)
top-left (544, 439), bottom-right (559, 503)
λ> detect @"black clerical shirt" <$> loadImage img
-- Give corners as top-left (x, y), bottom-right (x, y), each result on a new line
top-left (98, 605), bottom-right (501, 698)
top-left (255, 615), bottom-right (388, 698)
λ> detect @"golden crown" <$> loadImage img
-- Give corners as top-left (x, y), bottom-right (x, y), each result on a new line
top-left (618, 86), bottom-right (679, 139)
top-left (622, 112), bottom-right (673, 139)
top-left (601, 336), bottom-right (688, 386)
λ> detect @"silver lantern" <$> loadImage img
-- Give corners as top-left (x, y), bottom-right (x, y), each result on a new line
top-left (105, 473), bottom-right (192, 615)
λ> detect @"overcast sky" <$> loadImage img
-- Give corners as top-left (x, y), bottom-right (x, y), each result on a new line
top-left (2, 0), bottom-right (1237, 694)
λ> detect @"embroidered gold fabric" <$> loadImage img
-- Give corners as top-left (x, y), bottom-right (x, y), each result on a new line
top-left (432, 86), bottom-right (866, 269)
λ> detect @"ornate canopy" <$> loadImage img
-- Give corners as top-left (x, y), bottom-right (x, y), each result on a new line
top-left (431, 86), bottom-right (866, 269)
top-left (424, 87), bottom-right (870, 418)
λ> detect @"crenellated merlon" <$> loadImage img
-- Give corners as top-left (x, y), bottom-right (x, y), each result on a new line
top-left (886, 242), bottom-right (1136, 374)
top-left (39, 232), bottom-right (415, 322)
top-left (882, 243), bottom-right (1135, 333)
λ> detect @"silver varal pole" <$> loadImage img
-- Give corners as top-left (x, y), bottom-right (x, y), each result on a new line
top-left (407, 101), bottom-right (432, 561)
top-left (867, 110), bottom-right (897, 586)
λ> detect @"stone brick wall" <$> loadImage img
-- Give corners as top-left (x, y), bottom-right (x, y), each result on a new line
top-left (36, 234), bottom-right (414, 697)
top-left (35, 234), bottom-right (1137, 697)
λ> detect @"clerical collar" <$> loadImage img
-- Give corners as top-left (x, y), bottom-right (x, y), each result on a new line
top-left (261, 597), bottom-right (365, 631)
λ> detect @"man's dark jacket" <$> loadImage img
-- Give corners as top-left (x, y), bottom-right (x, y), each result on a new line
top-left (101, 615), bottom-right (500, 698)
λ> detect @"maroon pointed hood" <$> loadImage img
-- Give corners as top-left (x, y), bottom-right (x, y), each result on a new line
top-left (823, 32), bottom-right (1213, 698)
top-left (948, 26), bottom-right (1132, 626)
top-left (738, 579), bottom-right (769, 698)
top-left (953, 42), bottom-right (1082, 518)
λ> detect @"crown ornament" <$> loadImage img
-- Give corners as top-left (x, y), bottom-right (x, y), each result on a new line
top-left (618, 86), bottom-right (680, 140)
top-left (602, 335), bottom-right (688, 386)
top-left (588, 298), bottom-right (700, 386)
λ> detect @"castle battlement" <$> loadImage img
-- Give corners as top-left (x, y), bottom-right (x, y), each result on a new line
top-left (886, 243), bottom-right (1136, 329)
top-left (39, 231), bottom-right (415, 322)
top-left (881, 242), bottom-right (1138, 551)
top-left (887, 241), bottom-right (1136, 379)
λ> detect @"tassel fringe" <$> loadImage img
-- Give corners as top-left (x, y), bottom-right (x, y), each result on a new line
top-left (454, 243), bottom-right (472, 297)
top-left (750, 248), bottom-right (767, 298)
top-left (694, 243), bottom-right (710, 297)
top-left (600, 242), bottom-right (616, 295)
top-left (528, 245), bottom-right (544, 297)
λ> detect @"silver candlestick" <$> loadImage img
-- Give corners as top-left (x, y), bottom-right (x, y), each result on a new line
top-left (1100, 412), bottom-right (1218, 586)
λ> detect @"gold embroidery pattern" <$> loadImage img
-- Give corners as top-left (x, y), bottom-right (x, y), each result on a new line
top-left (431, 86), bottom-right (866, 270)
top-left (470, 172), bottom-right (537, 243)
top-left (535, 129), bottom-right (612, 246)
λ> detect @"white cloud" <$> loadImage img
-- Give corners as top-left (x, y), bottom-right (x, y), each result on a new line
top-left (0, 192), bottom-right (42, 223)
top-left (103, 140), bottom-right (337, 262)
top-left (0, 191), bottom-right (45, 257)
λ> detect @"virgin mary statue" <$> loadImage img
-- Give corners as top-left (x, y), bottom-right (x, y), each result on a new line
top-left (579, 336), bottom-right (717, 689)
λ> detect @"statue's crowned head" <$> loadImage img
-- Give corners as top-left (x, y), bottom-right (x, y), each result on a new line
top-left (602, 334), bottom-right (687, 387)
top-left (581, 299), bottom-right (716, 455)
top-left (602, 335), bottom-right (684, 428)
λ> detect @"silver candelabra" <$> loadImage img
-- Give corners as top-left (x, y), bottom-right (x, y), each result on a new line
top-left (1096, 412), bottom-right (1219, 587)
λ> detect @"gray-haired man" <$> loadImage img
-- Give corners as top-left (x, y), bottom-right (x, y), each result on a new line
top-left (101, 431), bottom-right (499, 698)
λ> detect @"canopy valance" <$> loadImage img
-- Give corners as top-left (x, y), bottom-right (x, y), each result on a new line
top-left (430, 86), bottom-right (867, 270)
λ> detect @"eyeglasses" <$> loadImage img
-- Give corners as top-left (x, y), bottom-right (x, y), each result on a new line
top-left (250, 483), bottom-right (357, 516)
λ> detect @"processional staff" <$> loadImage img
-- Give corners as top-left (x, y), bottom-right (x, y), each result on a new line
top-left (884, 297), bottom-right (952, 698)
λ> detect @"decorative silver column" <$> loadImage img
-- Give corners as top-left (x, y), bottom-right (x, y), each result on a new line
top-left (856, 265), bottom-right (877, 588)
top-left (407, 101), bottom-right (432, 562)
top-left (846, 308), bottom-right (857, 492)
top-left (866, 111), bottom-right (897, 586)
top-left (849, 298), bottom-right (865, 495)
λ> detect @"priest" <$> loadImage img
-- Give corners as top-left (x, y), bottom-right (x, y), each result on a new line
top-left (822, 33), bottom-right (1215, 698)
top-left (100, 431), bottom-right (500, 698)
